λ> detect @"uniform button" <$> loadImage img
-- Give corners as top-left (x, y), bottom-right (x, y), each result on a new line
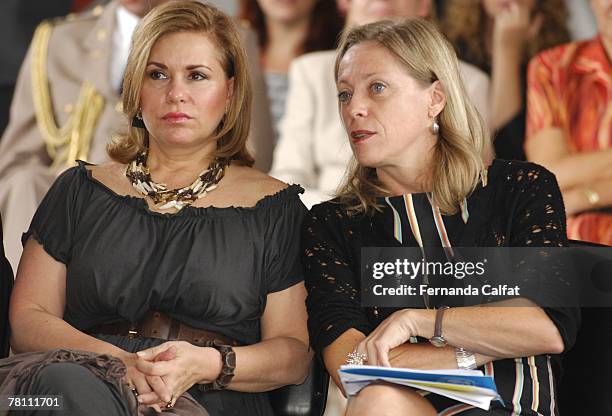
top-left (92, 5), bottom-right (104, 16)
top-left (97, 29), bottom-right (107, 41)
top-left (64, 103), bottom-right (74, 113)
top-left (115, 102), bottom-right (123, 113)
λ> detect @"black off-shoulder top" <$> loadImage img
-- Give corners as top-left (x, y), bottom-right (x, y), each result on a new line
top-left (22, 161), bottom-right (307, 416)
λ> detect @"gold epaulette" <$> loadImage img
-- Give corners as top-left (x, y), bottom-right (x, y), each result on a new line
top-left (54, 4), bottom-right (105, 25)
top-left (30, 20), bottom-right (104, 169)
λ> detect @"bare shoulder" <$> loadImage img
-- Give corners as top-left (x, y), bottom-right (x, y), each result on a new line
top-left (86, 162), bottom-right (134, 195)
top-left (221, 165), bottom-right (292, 206)
top-left (86, 161), bottom-right (124, 177)
top-left (229, 165), bottom-right (289, 194)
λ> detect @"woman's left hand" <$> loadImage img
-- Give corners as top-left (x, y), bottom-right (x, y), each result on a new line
top-left (134, 341), bottom-right (222, 406)
top-left (354, 309), bottom-right (420, 367)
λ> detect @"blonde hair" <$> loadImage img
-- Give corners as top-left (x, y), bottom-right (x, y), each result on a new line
top-left (334, 18), bottom-right (486, 215)
top-left (108, 0), bottom-right (254, 166)
top-left (442, 0), bottom-right (569, 71)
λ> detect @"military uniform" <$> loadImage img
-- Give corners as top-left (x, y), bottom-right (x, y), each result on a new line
top-left (0, 1), bottom-right (274, 271)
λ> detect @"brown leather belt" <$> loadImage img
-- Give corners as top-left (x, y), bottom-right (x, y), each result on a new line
top-left (88, 311), bottom-right (240, 346)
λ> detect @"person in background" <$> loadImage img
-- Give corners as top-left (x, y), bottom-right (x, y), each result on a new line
top-left (0, 0), bottom-right (74, 136)
top-left (303, 18), bottom-right (577, 415)
top-left (238, 0), bottom-right (343, 141)
top-left (0, 0), bottom-right (274, 273)
top-left (563, 0), bottom-right (598, 41)
top-left (5, 2), bottom-right (309, 414)
top-left (442, 0), bottom-right (569, 161)
top-left (525, 0), bottom-right (612, 246)
top-left (436, 0), bottom-right (597, 41)
top-left (271, 0), bottom-right (491, 208)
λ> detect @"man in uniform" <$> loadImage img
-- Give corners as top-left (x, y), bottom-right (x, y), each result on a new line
top-left (0, 0), bottom-right (274, 271)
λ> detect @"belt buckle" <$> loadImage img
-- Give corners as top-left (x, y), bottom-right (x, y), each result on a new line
top-left (128, 323), bottom-right (138, 339)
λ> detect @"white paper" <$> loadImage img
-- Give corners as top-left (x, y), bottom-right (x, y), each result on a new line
top-left (339, 365), bottom-right (501, 411)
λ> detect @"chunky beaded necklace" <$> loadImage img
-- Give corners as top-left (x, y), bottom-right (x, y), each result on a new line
top-left (125, 151), bottom-right (229, 212)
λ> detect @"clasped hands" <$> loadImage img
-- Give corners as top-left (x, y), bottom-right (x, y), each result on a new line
top-left (121, 341), bottom-right (222, 413)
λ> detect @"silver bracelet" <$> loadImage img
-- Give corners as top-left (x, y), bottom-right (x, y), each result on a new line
top-left (455, 347), bottom-right (477, 370)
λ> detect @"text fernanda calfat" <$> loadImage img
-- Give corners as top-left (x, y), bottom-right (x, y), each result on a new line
top-left (371, 284), bottom-right (521, 297)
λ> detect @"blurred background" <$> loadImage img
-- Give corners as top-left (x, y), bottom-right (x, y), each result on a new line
top-left (0, 1), bottom-right (606, 415)
top-left (0, 0), bottom-right (597, 138)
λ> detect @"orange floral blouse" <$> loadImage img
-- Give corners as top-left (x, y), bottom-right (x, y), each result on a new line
top-left (527, 36), bottom-right (612, 245)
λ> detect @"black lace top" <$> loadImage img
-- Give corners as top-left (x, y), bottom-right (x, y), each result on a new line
top-left (302, 159), bottom-right (579, 415)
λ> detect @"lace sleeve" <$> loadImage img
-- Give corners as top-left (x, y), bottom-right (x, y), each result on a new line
top-left (509, 164), bottom-right (567, 247)
top-left (507, 163), bottom-right (579, 351)
top-left (302, 204), bottom-right (372, 355)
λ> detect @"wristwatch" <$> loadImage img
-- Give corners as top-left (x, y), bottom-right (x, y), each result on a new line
top-left (455, 347), bottom-right (477, 370)
top-left (198, 340), bottom-right (236, 392)
top-left (429, 305), bottom-right (450, 347)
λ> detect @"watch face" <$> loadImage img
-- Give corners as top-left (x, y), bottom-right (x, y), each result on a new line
top-left (430, 336), bottom-right (447, 347)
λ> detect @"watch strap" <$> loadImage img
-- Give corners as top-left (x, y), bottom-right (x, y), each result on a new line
top-left (198, 340), bottom-right (236, 392)
top-left (434, 305), bottom-right (450, 339)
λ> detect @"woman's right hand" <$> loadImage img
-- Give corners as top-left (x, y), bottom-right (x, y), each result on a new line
top-left (119, 351), bottom-right (169, 413)
top-left (493, 1), bottom-right (542, 52)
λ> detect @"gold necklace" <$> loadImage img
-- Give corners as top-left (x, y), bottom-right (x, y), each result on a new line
top-left (125, 151), bottom-right (229, 212)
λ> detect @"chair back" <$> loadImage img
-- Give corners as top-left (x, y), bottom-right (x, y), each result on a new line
top-left (269, 359), bottom-right (329, 416)
top-left (559, 240), bottom-right (612, 415)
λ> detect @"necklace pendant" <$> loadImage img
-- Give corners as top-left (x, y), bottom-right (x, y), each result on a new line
top-left (157, 200), bottom-right (178, 211)
top-left (141, 181), bottom-right (153, 193)
top-left (134, 181), bottom-right (146, 195)
top-left (206, 184), bottom-right (218, 192)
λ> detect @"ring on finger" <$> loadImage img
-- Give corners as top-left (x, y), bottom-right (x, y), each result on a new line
top-left (166, 394), bottom-right (175, 409)
top-left (346, 351), bottom-right (367, 365)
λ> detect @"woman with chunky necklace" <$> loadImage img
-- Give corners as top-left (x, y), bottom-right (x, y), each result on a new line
top-left (5, 2), bottom-right (310, 415)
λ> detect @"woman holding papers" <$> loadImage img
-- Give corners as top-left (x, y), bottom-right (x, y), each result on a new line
top-left (302, 18), bottom-right (578, 415)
